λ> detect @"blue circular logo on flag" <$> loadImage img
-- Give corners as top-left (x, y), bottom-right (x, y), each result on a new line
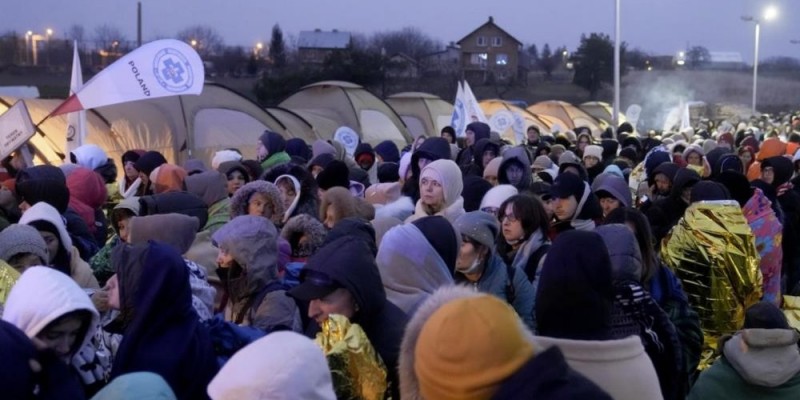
top-left (153, 48), bottom-right (194, 93)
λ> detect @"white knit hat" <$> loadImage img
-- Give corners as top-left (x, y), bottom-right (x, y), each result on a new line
top-left (420, 159), bottom-right (463, 207)
top-left (479, 184), bottom-right (518, 211)
top-left (583, 145), bottom-right (604, 162)
top-left (211, 150), bottom-right (243, 170)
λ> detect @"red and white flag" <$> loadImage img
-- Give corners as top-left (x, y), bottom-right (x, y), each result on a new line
top-left (66, 40), bottom-right (86, 153)
top-left (51, 39), bottom-right (204, 116)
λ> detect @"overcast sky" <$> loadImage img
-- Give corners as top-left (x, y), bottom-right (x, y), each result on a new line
top-left (3, 0), bottom-right (798, 61)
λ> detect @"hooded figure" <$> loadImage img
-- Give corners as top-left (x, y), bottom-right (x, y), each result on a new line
top-left (70, 144), bottom-right (117, 186)
top-left (119, 150), bottom-right (146, 199)
top-left (2, 266), bottom-right (104, 391)
top-left (16, 165), bottom-right (99, 260)
top-left (287, 233), bottom-right (409, 399)
top-left (110, 241), bottom-right (219, 399)
top-left (483, 156), bottom-right (503, 186)
top-left (498, 146), bottom-right (532, 192)
top-left (645, 168), bottom-right (701, 244)
top-left (207, 331), bottom-right (336, 400)
top-left (212, 216), bottom-right (302, 332)
top-left (761, 156), bottom-right (800, 293)
top-left (550, 172), bottom-right (603, 235)
top-left (65, 167), bottom-right (108, 246)
top-left (462, 138), bottom-right (500, 178)
top-left (689, 302), bottom-right (800, 400)
top-left (128, 213), bottom-right (216, 321)
top-left (645, 162), bottom-right (681, 206)
top-left (398, 286), bottom-right (612, 400)
top-left (184, 171), bottom-right (231, 234)
top-left (402, 137), bottom-right (452, 202)
top-left (0, 319), bottom-right (87, 399)
top-left (456, 121), bottom-right (491, 168)
top-left (375, 140), bottom-right (400, 163)
top-left (376, 222), bottom-right (455, 315)
top-left (461, 175), bottom-right (493, 212)
top-left (93, 372), bottom-right (176, 400)
top-left (535, 230), bottom-right (664, 400)
top-left (593, 174), bottom-right (632, 217)
top-left (217, 160), bottom-right (251, 197)
top-left (271, 165), bottom-right (319, 221)
top-left (597, 224), bottom-right (684, 400)
top-left (133, 151), bottom-right (167, 190)
top-left (280, 214), bottom-right (327, 286)
top-left (258, 130), bottom-right (291, 171)
top-left (406, 159), bottom-right (465, 224)
top-left (229, 181), bottom-right (285, 227)
top-left (150, 164), bottom-right (187, 194)
top-left (19, 202), bottom-right (99, 289)
top-left (319, 186), bottom-right (374, 229)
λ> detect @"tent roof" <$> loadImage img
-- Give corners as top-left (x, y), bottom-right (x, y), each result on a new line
top-left (480, 100), bottom-right (553, 143)
top-left (527, 100), bottom-right (602, 135)
top-left (280, 81), bottom-right (411, 147)
top-left (385, 92), bottom-right (453, 139)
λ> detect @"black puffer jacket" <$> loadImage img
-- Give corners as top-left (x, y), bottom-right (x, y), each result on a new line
top-left (645, 168), bottom-right (700, 245)
top-left (138, 191), bottom-right (209, 231)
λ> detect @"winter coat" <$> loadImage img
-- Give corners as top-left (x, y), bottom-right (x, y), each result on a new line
top-left (763, 156), bottom-right (800, 294)
top-left (462, 138), bottom-right (500, 178)
top-left (689, 329), bottom-right (800, 400)
top-left (207, 331), bottom-right (336, 400)
top-left (212, 216), bottom-right (302, 332)
top-left (138, 191), bottom-right (209, 230)
top-left (300, 232), bottom-right (409, 398)
top-left (89, 198), bottom-right (140, 287)
top-left (2, 266), bottom-right (106, 392)
top-left (184, 171), bottom-right (230, 234)
top-left (376, 223), bottom-right (454, 315)
top-left (645, 168), bottom-right (701, 244)
top-left (498, 146), bottom-right (533, 192)
top-left (111, 241), bottom-right (218, 400)
top-left (454, 253), bottom-right (535, 329)
top-left (19, 202), bottom-right (99, 289)
top-left (533, 335), bottom-right (664, 400)
top-left (743, 188), bottom-right (783, 304)
top-left (490, 345), bottom-right (613, 399)
top-left (127, 214), bottom-right (216, 321)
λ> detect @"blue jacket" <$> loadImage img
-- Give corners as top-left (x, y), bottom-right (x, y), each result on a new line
top-left (455, 253), bottom-right (535, 329)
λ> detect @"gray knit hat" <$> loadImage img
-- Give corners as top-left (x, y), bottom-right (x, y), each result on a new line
top-left (0, 224), bottom-right (49, 264)
top-left (453, 211), bottom-right (500, 251)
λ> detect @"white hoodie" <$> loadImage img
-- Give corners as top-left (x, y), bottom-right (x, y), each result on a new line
top-left (2, 266), bottom-right (106, 384)
top-left (207, 331), bottom-right (336, 400)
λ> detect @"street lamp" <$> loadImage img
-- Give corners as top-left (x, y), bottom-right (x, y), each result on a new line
top-left (742, 5), bottom-right (778, 115)
top-left (45, 28), bottom-right (53, 67)
top-left (190, 39), bottom-right (198, 48)
top-left (25, 31), bottom-right (33, 65)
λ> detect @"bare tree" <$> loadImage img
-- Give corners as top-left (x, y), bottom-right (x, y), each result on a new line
top-left (66, 25), bottom-right (85, 45)
top-left (94, 24), bottom-right (126, 51)
top-left (370, 27), bottom-right (441, 59)
top-left (176, 25), bottom-right (224, 57)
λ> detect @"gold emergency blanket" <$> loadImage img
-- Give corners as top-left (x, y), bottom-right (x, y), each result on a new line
top-left (0, 261), bottom-right (19, 305)
top-left (782, 295), bottom-right (800, 331)
top-left (316, 314), bottom-right (388, 400)
top-left (662, 201), bottom-right (762, 368)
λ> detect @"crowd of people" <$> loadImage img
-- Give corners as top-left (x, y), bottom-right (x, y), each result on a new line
top-left (1, 113), bottom-right (800, 399)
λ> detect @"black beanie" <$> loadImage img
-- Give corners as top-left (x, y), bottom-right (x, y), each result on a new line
top-left (744, 301), bottom-right (790, 329)
top-left (315, 160), bottom-right (350, 190)
top-left (377, 162), bottom-right (400, 183)
top-left (462, 176), bottom-right (492, 212)
top-left (134, 151), bottom-right (167, 175)
top-left (690, 181), bottom-right (731, 203)
top-left (412, 216), bottom-right (458, 272)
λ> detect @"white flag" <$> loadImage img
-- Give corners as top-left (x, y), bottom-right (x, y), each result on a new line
top-left (51, 39), bottom-right (204, 116)
top-left (66, 41), bottom-right (86, 154)
top-left (462, 80), bottom-right (488, 126)
top-left (450, 81), bottom-right (467, 137)
top-left (679, 99), bottom-right (691, 130)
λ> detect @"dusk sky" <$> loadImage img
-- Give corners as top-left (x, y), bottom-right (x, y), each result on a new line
top-left (3, 0), bottom-right (798, 61)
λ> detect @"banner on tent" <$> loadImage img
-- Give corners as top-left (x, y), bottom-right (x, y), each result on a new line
top-left (334, 126), bottom-right (359, 157)
top-left (50, 39), bottom-right (204, 116)
top-left (0, 101), bottom-right (35, 160)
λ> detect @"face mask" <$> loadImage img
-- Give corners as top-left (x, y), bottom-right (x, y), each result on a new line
top-left (457, 256), bottom-right (484, 275)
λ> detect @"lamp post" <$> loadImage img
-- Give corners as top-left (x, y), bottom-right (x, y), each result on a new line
top-left (45, 28), bottom-right (53, 67)
top-left (255, 42), bottom-right (263, 58)
top-left (613, 0), bottom-right (621, 131)
top-left (25, 31), bottom-right (32, 65)
top-left (742, 5), bottom-right (778, 115)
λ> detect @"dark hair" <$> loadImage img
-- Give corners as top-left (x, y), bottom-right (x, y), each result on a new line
top-left (604, 207), bottom-right (657, 283)
top-left (527, 125), bottom-right (540, 134)
top-left (497, 194), bottom-right (550, 241)
top-left (441, 126), bottom-right (456, 136)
